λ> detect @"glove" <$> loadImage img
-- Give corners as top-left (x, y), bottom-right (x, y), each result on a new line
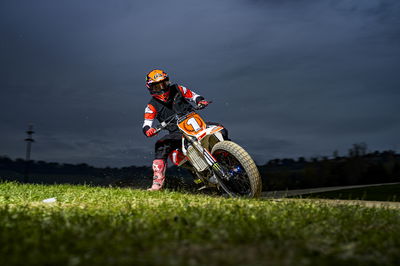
top-left (145, 128), bottom-right (157, 137)
top-left (197, 100), bottom-right (209, 109)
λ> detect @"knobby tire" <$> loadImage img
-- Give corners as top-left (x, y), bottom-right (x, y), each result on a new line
top-left (211, 141), bottom-right (262, 198)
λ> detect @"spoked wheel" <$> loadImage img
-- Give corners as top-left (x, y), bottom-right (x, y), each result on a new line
top-left (211, 141), bottom-right (262, 198)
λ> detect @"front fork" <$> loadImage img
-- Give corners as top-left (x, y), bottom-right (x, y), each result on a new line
top-left (184, 135), bottom-right (228, 181)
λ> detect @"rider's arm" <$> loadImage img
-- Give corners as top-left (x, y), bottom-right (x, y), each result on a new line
top-left (177, 85), bottom-right (205, 104)
top-left (142, 104), bottom-right (157, 136)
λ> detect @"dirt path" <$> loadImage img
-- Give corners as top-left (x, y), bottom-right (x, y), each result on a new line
top-left (261, 182), bottom-right (400, 198)
top-left (277, 198), bottom-right (400, 209)
top-left (261, 182), bottom-right (400, 209)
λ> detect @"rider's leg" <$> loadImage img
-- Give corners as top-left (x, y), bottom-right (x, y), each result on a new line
top-left (148, 132), bottom-right (182, 191)
top-left (148, 159), bottom-right (167, 191)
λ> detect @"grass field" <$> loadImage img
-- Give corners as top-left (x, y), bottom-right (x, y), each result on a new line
top-left (1, 182), bottom-right (399, 266)
top-left (301, 184), bottom-right (400, 202)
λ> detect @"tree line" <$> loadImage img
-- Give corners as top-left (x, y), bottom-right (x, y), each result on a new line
top-left (1, 143), bottom-right (399, 190)
top-left (259, 144), bottom-right (400, 190)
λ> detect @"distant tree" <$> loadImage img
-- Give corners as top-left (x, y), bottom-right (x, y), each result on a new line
top-left (0, 156), bottom-right (12, 164)
top-left (348, 143), bottom-right (367, 157)
top-left (267, 159), bottom-right (281, 166)
top-left (281, 158), bottom-right (295, 165)
top-left (297, 157), bottom-right (306, 163)
top-left (393, 162), bottom-right (400, 181)
top-left (382, 150), bottom-right (396, 160)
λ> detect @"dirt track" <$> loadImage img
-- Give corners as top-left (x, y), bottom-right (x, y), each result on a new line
top-left (277, 198), bottom-right (400, 209)
top-left (262, 182), bottom-right (400, 209)
top-left (261, 182), bottom-right (400, 198)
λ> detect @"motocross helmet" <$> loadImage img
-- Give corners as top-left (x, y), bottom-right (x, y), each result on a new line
top-left (146, 69), bottom-right (171, 102)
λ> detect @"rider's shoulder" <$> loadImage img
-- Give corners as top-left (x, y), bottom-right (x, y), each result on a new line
top-left (174, 84), bottom-right (189, 94)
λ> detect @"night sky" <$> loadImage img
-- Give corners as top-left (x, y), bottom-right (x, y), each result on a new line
top-left (1, 0), bottom-right (399, 167)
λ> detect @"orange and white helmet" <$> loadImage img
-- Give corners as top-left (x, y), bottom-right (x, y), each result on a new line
top-left (146, 69), bottom-right (171, 102)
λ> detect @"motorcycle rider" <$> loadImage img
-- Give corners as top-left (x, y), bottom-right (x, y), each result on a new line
top-left (142, 69), bottom-right (216, 191)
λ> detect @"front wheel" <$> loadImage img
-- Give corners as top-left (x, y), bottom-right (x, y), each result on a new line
top-left (211, 141), bottom-right (262, 198)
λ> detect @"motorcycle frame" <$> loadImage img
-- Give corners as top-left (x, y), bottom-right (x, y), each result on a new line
top-left (177, 112), bottom-right (226, 174)
top-left (157, 110), bottom-right (228, 183)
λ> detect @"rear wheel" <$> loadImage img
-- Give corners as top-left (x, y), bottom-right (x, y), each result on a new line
top-left (211, 141), bottom-right (262, 198)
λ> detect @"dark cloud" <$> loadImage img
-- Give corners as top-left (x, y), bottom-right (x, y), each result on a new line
top-left (1, 0), bottom-right (399, 166)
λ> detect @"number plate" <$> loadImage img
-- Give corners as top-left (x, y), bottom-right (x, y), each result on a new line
top-left (178, 112), bottom-right (207, 136)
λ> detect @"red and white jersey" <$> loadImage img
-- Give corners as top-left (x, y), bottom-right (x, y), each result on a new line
top-left (143, 104), bottom-right (157, 129)
top-left (142, 84), bottom-right (204, 134)
top-left (177, 85), bottom-right (202, 103)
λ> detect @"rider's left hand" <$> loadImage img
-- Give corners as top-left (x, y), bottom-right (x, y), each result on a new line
top-left (145, 127), bottom-right (158, 137)
top-left (197, 100), bottom-right (209, 109)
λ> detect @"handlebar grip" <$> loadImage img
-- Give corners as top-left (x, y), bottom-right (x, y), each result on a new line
top-left (155, 126), bottom-right (165, 133)
top-left (195, 100), bottom-right (213, 110)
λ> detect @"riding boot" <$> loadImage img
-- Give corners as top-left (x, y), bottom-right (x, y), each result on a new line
top-left (147, 159), bottom-right (167, 191)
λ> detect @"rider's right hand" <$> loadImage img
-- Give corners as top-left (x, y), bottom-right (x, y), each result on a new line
top-left (145, 128), bottom-right (157, 137)
top-left (197, 100), bottom-right (210, 109)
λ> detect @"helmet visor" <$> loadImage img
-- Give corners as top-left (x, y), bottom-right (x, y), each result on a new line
top-left (149, 81), bottom-right (169, 94)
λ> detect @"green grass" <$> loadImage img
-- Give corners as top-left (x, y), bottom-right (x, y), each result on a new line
top-left (301, 184), bottom-right (400, 202)
top-left (1, 182), bottom-right (399, 266)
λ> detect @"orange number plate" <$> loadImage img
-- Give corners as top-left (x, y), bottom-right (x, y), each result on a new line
top-left (178, 113), bottom-right (207, 136)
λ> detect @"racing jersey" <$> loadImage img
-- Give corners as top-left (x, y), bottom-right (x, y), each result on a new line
top-left (142, 84), bottom-right (204, 135)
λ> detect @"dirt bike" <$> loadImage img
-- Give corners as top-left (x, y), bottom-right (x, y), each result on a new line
top-left (154, 102), bottom-right (262, 198)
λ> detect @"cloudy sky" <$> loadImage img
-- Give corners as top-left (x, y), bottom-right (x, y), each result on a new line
top-left (1, 0), bottom-right (399, 167)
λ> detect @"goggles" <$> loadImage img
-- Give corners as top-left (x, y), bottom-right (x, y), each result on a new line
top-left (149, 81), bottom-right (169, 95)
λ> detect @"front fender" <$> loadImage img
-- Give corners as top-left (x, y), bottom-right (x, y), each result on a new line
top-left (199, 125), bottom-right (225, 151)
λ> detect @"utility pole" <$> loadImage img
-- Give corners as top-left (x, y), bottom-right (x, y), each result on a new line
top-left (24, 124), bottom-right (35, 182)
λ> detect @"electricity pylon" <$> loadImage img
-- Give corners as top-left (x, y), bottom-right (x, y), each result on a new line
top-left (24, 124), bottom-right (35, 182)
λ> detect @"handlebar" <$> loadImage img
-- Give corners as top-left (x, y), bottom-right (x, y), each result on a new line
top-left (154, 100), bottom-right (212, 133)
top-left (155, 120), bottom-right (172, 133)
